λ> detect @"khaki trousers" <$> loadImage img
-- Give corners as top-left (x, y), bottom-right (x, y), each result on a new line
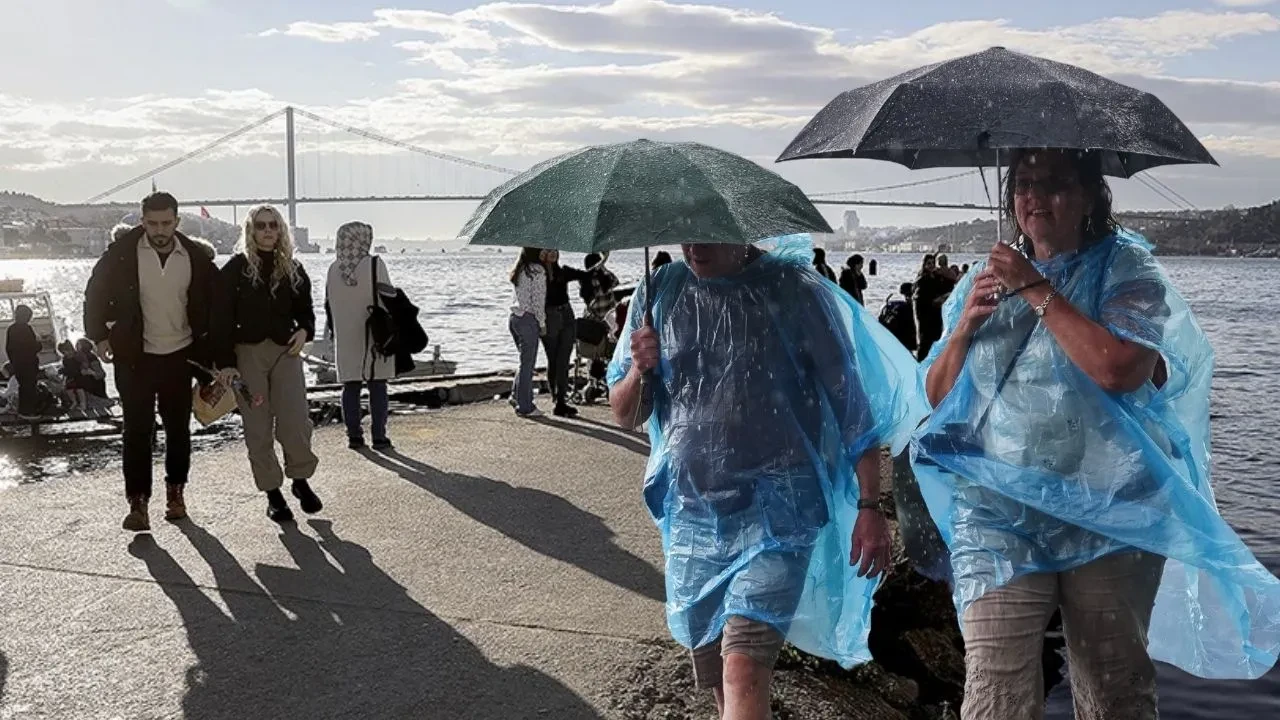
top-left (235, 341), bottom-right (318, 492)
top-left (961, 551), bottom-right (1166, 720)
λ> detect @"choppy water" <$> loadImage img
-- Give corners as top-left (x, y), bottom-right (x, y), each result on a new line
top-left (2, 251), bottom-right (1278, 717)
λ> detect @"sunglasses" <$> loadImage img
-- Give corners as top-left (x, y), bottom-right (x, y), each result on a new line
top-left (254, 219), bottom-right (280, 231)
top-left (1013, 176), bottom-right (1077, 196)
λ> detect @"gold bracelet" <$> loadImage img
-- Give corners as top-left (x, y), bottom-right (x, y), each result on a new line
top-left (1033, 289), bottom-right (1057, 318)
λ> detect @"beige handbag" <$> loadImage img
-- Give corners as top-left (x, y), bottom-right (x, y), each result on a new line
top-left (192, 380), bottom-right (237, 426)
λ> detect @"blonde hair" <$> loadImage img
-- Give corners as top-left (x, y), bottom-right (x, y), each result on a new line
top-left (236, 205), bottom-right (300, 293)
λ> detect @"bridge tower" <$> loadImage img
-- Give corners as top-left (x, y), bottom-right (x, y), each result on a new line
top-left (284, 106), bottom-right (298, 229)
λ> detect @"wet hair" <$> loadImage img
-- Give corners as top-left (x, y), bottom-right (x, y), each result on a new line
top-left (1004, 149), bottom-right (1120, 245)
top-left (141, 191), bottom-right (179, 216)
top-left (76, 338), bottom-right (94, 354)
top-left (812, 248), bottom-right (827, 264)
top-left (651, 251), bottom-right (672, 268)
top-left (899, 282), bottom-right (913, 297)
top-left (848, 254), bottom-right (864, 268)
top-left (961, 263), bottom-right (970, 273)
top-left (57, 340), bottom-right (75, 355)
top-left (584, 253), bottom-right (602, 269)
top-left (13, 304), bottom-right (32, 323)
top-left (510, 247), bottom-right (544, 285)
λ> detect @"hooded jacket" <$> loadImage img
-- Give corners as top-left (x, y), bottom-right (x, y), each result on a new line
top-left (83, 226), bottom-right (217, 372)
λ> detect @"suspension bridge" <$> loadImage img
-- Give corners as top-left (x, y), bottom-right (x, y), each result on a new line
top-left (65, 106), bottom-right (1198, 230)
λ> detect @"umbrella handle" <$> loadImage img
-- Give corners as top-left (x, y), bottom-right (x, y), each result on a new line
top-left (632, 246), bottom-right (656, 429)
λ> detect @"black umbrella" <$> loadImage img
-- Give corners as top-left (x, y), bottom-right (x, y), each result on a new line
top-left (777, 46), bottom-right (1216, 177)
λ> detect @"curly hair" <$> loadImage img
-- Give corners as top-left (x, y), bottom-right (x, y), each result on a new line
top-left (236, 205), bottom-right (301, 293)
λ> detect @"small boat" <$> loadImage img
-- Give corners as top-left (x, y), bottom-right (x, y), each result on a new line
top-left (0, 280), bottom-right (121, 430)
top-left (0, 280), bottom-right (68, 368)
top-left (301, 339), bottom-right (459, 385)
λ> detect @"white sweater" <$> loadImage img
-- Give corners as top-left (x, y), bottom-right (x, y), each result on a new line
top-left (511, 265), bottom-right (547, 331)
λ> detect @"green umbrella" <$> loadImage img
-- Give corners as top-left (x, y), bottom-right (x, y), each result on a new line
top-left (462, 139), bottom-right (831, 423)
top-left (461, 139), bottom-right (833, 314)
top-left (463, 139), bottom-right (831, 252)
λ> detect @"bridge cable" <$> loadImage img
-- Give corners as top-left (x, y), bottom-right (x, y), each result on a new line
top-left (291, 108), bottom-right (519, 177)
top-left (83, 108), bottom-right (289, 204)
top-left (808, 170), bottom-right (979, 198)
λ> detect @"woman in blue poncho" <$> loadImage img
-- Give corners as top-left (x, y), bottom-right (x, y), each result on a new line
top-left (609, 237), bottom-right (928, 720)
top-left (913, 149), bottom-right (1280, 720)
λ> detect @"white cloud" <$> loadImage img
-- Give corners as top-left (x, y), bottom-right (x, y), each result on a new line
top-left (6, 1), bottom-right (1279, 214)
top-left (373, 9), bottom-right (500, 51)
top-left (259, 21), bottom-right (381, 43)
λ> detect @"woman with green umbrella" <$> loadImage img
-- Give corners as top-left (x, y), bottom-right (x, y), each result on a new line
top-left (609, 235), bottom-right (928, 718)
top-left (465, 139), bottom-right (930, 718)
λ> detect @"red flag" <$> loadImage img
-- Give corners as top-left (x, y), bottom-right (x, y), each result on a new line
top-left (200, 207), bottom-right (211, 219)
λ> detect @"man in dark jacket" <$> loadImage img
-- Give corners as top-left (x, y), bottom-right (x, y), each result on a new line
top-left (4, 304), bottom-right (43, 418)
top-left (83, 192), bottom-right (217, 532)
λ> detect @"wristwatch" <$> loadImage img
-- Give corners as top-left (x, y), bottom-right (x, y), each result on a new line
top-left (1033, 289), bottom-right (1058, 318)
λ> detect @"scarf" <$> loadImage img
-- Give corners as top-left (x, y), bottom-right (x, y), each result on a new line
top-left (335, 221), bottom-right (373, 287)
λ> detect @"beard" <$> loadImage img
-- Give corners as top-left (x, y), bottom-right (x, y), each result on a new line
top-left (145, 232), bottom-right (174, 249)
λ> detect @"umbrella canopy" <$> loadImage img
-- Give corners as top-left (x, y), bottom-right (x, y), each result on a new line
top-left (777, 46), bottom-right (1216, 178)
top-left (462, 139), bottom-right (832, 253)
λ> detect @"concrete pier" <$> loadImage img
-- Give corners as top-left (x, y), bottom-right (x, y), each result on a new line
top-left (0, 401), bottom-right (664, 719)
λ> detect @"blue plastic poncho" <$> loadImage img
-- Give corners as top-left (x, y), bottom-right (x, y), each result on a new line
top-left (910, 230), bottom-right (1280, 679)
top-left (607, 235), bottom-right (929, 667)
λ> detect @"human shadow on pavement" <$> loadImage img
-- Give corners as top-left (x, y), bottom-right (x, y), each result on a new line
top-left (367, 449), bottom-right (665, 602)
top-left (529, 416), bottom-right (651, 456)
top-left (128, 523), bottom-right (601, 720)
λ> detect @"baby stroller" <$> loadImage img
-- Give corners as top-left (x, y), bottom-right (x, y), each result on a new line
top-left (572, 314), bottom-right (616, 405)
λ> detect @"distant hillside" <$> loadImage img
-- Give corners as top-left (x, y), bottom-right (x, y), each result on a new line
top-left (874, 200), bottom-right (1280, 257)
top-left (0, 191), bottom-right (242, 253)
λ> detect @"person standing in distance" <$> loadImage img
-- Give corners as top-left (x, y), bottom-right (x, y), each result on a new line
top-left (84, 192), bottom-right (218, 532)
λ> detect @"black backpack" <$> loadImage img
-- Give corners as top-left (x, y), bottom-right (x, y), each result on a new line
top-left (878, 297), bottom-right (916, 349)
top-left (366, 257), bottom-right (428, 362)
top-left (366, 257), bottom-right (399, 359)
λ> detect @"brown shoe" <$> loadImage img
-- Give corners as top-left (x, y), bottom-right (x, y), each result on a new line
top-left (165, 483), bottom-right (188, 522)
top-left (122, 497), bottom-right (151, 532)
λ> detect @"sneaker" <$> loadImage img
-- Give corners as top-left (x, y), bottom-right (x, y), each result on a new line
top-left (372, 438), bottom-right (394, 451)
top-left (348, 437), bottom-right (366, 450)
top-left (164, 483), bottom-right (188, 522)
top-left (553, 403), bottom-right (578, 418)
top-left (517, 407), bottom-right (544, 418)
top-left (266, 490), bottom-right (294, 523)
top-left (122, 497), bottom-right (150, 532)
top-left (291, 479), bottom-right (324, 514)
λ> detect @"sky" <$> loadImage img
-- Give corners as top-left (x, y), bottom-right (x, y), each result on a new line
top-left (0, 0), bottom-right (1277, 239)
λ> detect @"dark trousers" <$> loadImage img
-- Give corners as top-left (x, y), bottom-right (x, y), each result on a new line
top-left (342, 380), bottom-right (388, 443)
top-left (541, 304), bottom-right (576, 405)
top-left (13, 362), bottom-right (39, 416)
top-left (115, 349), bottom-right (194, 500)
